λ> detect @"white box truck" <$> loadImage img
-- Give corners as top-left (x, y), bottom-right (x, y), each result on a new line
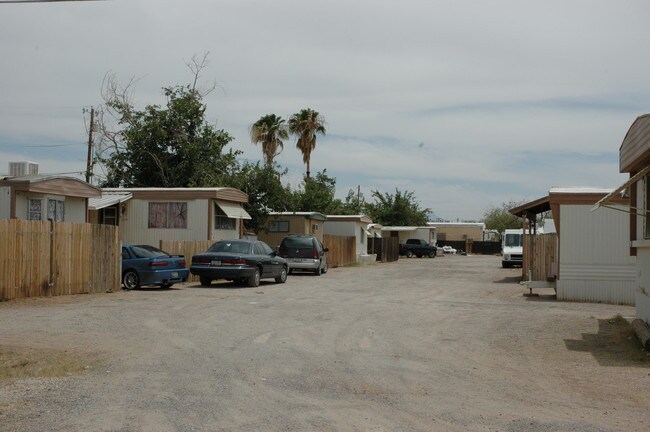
top-left (502, 229), bottom-right (523, 268)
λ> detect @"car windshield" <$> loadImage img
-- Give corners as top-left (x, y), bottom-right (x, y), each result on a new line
top-left (130, 245), bottom-right (169, 258)
top-left (282, 237), bottom-right (313, 248)
top-left (208, 241), bottom-right (252, 254)
top-left (505, 234), bottom-right (522, 247)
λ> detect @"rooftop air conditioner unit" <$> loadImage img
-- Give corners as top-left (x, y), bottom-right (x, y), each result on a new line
top-left (9, 161), bottom-right (39, 177)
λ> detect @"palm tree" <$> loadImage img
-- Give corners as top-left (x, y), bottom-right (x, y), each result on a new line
top-left (288, 108), bottom-right (326, 178)
top-left (249, 114), bottom-right (288, 165)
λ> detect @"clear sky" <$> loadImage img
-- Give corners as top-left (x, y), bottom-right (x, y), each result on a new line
top-left (1, 0), bottom-right (648, 220)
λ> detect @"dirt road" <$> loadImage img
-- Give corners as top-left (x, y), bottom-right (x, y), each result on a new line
top-left (1, 255), bottom-right (648, 431)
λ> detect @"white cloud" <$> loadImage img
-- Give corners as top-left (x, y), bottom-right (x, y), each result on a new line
top-left (1, 0), bottom-right (649, 219)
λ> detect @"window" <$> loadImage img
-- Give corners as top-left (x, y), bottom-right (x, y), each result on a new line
top-left (101, 206), bottom-right (117, 225)
top-left (47, 199), bottom-right (64, 221)
top-left (268, 220), bottom-right (289, 232)
top-left (28, 198), bottom-right (43, 220)
top-left (505, 234), bottom-right (522, 247)
top-left (148, 202), bottom-right (187, 229)
top-left (214, 204), bottom-right (236, 230)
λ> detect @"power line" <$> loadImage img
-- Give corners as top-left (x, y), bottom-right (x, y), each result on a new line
top-left (0, 1), bottom-right (106, 4)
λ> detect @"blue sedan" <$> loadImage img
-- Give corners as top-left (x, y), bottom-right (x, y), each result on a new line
top-left (121, 245), bottom-right (189, 290)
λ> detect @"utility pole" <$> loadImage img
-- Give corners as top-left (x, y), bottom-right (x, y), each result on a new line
top-left (357, 185), bottom-right (361, 211)
top-left (85, 107), bottom-right (95, 184)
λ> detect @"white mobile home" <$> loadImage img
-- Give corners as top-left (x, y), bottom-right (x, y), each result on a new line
top-left (380, 226), bottom-right (437, 245)
top-left (324, 214), bottom-right (375, 263)
top-left (595, 114), bottom-right (650, 324)
top-left (512, 188), bottom-right (635, 305)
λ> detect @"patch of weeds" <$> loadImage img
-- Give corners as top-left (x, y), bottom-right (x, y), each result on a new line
top-left (0, 347), bottom-right (102, 380)
top-left (344, 262), bottom-right (360, 268)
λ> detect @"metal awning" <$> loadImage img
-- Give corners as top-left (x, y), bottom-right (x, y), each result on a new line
top-left (216, 200), bottom-right (252, 220)
top-left (591, 165), bottom-right (650, 212)
top-left (88, 192), bottom-right (132, 210)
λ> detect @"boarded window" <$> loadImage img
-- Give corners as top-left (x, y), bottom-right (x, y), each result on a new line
top-left (148, 202), bottom-right (187, 229)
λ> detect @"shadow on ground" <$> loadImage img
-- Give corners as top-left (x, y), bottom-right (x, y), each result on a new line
top-left (122, 286), bottom-right (180, 292)
top-left (189, 281), bottom-right (276, 289)
top-left (564, 317), bottom-right (650, 367)
top-left (492, 276), bottom-right (522, 284)
top-left (523, 293), bottom-right (557, 302)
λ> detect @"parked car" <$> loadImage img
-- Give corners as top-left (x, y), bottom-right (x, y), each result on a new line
top-left (278, 235), bottom-right (329, 275)
top-left (399, 239), bottom-right (437, 258)
top-left (121, 244), bottom-right (189, 290)
top-left (442, 245), bottom-right (457, 254)
top-left (190, 239), bottom-right (288, 287)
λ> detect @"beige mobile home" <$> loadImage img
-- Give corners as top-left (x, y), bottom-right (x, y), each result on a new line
top-left (89, 187), bottom-right (250, 245)
top-left (426, 222), bottom-right (485, 242)
top-left (257, 212), bottom-right (326, 248)
top-left (0, 174), bottom-right (100, 223)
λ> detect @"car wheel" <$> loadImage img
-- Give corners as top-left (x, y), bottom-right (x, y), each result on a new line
top-left (428, 251), bottom-right (435, 258)
top-left (200, 276), bottom-right (212, 287)
top-left (314, 264), bottom-right (322, 276)
top-left (275, 266), bottom-right (288, 283)
top-left (248, 268), bottom-right (261, 287)
top-left (322, 261), bottom-right (328, 274)
top-left (123, 270), bottom-right (140, 290)
top-left (406, 250), bottom-right (413, 258)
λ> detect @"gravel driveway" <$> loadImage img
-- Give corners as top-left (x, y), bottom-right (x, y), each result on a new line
top-left (1, 254), bottom-right (649, 432)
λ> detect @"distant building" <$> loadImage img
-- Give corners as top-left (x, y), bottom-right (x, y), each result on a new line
top-left (426, 222), bottom-right (485, 242)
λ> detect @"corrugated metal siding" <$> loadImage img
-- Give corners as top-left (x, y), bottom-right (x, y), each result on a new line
top-left (119, 199), bottom-right (208, 245)
top-left (558, 204), bottom-right (636, 305)
top-left (557, 280), bottom-right (636, 305)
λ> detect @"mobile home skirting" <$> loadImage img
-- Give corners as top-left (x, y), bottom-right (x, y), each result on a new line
top-left (556, 263), bottom-right (636, 305)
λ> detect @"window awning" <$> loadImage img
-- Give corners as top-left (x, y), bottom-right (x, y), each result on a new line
top-left (216, 200), bottom-right (252, 220)
top-left (591, 164), bottom-right (650, 212)
top-left (88, 192), bottom-right (132, 211)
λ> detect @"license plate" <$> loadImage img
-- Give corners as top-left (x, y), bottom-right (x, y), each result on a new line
top-left (211, 260), bottom-right (222, 266)
top-left (291, 258), bottom-right (303, 262)
top-left (171, 272), bottom-right (178, 278)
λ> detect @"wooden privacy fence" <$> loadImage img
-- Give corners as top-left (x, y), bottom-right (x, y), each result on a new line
top-left (367, 237), bottom-right (399, 262)
top-left (323, 234), bottom-right (356, 268)
top-left (160, 240), bottom-right (213, 283)
top-left (522, 233), bottom-right (558, 281)
top-left (0, 219), bottom-right (120, 301)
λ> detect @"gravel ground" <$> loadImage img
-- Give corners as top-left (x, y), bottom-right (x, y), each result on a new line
top-left (1, 254), bottom-right (649, 432)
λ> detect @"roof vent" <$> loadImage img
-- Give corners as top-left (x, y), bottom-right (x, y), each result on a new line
top-left (9, 161), bottom-right (39, 177)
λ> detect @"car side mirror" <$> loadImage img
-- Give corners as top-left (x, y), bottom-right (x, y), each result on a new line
top-left (324, 248), bottom-right (329, 252)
